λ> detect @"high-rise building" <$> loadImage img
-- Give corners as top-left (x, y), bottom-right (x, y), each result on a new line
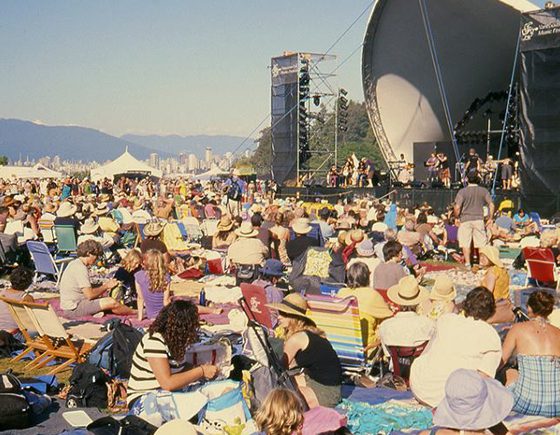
top-left (149, 153), bottom-right (159, 169)
top-left (188, 154), bottom-right (199, 171)
top-left (178, 152), bottom-right (187, 165)
top-left (205, 147), bottom-right (213, 164)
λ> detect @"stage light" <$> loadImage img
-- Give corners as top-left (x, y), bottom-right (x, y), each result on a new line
top-left (313, 95), bottom-right (321, 106)
top-left (339, 88), bottom-right (348, 96)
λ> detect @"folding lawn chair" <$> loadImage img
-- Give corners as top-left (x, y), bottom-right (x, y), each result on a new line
top-left (523, 247), bottom-right (559, 289)
top-left (240, 283), bottom-right (273, 330)
top-left (54, 224), bottom-right (78, 255)
top-left (38, 218), bottom-right (57, 244)
top-left (24, 301), bottom-right (93, 374)
top-left (305, 295), bottom-right (368, 376)
top-left (0, 296), bottom-right (49, 368)
top-left (386, 341), bottom-right (429, 386)
top-left (26, 240), bottom-right (73, 286)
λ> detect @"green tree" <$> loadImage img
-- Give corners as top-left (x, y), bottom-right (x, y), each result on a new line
top-left (0, 155), bottom-right (8, 166)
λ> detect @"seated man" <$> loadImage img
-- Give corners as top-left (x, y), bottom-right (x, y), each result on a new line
top-left (59, 240), bottom-right (134, 318)
top-left (397, 218), bottom-right (424, 257)
top-left (373, 240), bottom-right (408, 290)
top-left (286, 218), bottom-right (319, 262)
top-left (379, 275), bottom-right (434, 349)
top-left (227, 222), bottom-right (269, 266)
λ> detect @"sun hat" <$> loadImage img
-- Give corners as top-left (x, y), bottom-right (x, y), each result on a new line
top-left (56, 201), bottom-right (77, 218)
top-left (427, 215), bottom-right (438, 224)
top-left (371, 221), bottom-right (388, 233)
top-left (292, 218), bottom-right (312, 235)
top-left (143, 221), bottom-right (166, 237)
top-left (99, 194), bottom-right (111, 202)
top-left (2, 196), bottom-right (15, 207)
top-left (250, 203), bottom-right (263, 214)
top-left (216, 216), bottom-right (234, 232)
top-left (154, 418), bottom-right (199, 435)
top-left (117, 208), bottom-right (134, 225)
top-left (266, 293), bottom-right (315, 323)
top-left (232, 168), bottom-right (241, 177)
top-left (356, 239), bottom-right (375, 257)
top-left (387, 275), bottom-right (429, 306)
top-left (81, 218), bottom-right (99, 235)
top-left (132, 209), bottom-right (151, 224)
top-left (44, 202), bottom-right (57, 214)
top-left (479, 245), bottom-right (503, 268)
top-left (335, 220), bottom-right (351, 230)
top-left (345, 229), bottom-right (365, 246)
top-left (430, 275), bottom-right (457, 301)
top-left (433, 369), bottom-right (514, 430)
top-left (95, 202), bottom-right (109, 215)
top-left (235, 221), bottom-right (258, 238)
top-left (260, 259), bottom-right (285, 277)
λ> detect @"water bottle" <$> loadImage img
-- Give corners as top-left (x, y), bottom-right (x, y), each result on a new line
top-left (199, 288), bottom-right (206, 306)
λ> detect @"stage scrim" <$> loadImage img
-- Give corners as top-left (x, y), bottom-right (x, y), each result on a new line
top-left (519, 6), bottom-right (560, 216)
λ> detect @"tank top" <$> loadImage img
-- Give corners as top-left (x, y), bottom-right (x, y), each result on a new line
top-left (294, 331), bottom-right (342, 386)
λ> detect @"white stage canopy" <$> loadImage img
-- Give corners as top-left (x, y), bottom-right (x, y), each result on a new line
top-left (90, 148), bottom-right (162, 181)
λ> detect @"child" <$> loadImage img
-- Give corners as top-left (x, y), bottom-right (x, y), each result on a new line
top-left (0, 266), bottom-right (35, 336)
top-left (135, 249), bottom-right (171, 320)
top-left (255, 388), bottom-right (304, 435)
top-left (113, 249), bottom-right (143, 307)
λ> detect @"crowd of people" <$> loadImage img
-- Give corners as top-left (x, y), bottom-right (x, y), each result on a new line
top-left (0, 168), bottom-right (558, 433)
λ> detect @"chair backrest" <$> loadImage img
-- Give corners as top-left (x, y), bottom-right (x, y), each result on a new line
top-left (26, 240), bottom-right (58, 276)
top-left (5, 220), bottom-right (24, 236)
top-left (25, 301), bottom-right (69, 339)
top-left (38, 219), bottom-right (56, 243)
top-left (54, 225), bottom-right (77, 253)
top-left (0, 296), bottom-right (39, 343)
top-left (523, 247), bottom-right (556, 284)
top-left (387, 341), bottom-right (429, 384)
top-left (305, 295), bottom-right (365, 372)
top-left (240, 283), bottom-right (273, 329)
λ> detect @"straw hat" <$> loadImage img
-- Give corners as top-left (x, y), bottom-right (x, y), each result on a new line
top-left (479, 246), bottom-right (503, 268)
top-left (132, 209), bottom-right (151, 224)
top-left (335, 220), bottom-right (351, 230)
top-left (387, 275), bottom-right (429, 306)
top-left (99, 194), bottom-right (111, 202)
top-left (292, 218), bottom-right (312, 235)
top-left (235, 221), bottom-right (258, 238)
top-left (117, 207), bottom-right (134, 225)
top-left (217, 216), bottom-right (234, 232)
top-left (430, 275), bottom-right (457, 302)
top-left (81, 218), bottom-right (100, 235)
top-left (345, 229), bottom-right (365, 246)
top-left (143, 221), bottom-right (166, 237)
top-left (95, 202), bottom-right (109, 215)
top-left (266, 293), bottom-right (315, 323)
top-left (44, 202), bottom-right (57, 214)
top-left (433, 369), bottom-right (514, 430)
top-left (371, 221), bottom-right (388, 233)
top-left (2, 196), bottom-right (15, 207)
top-left (56, 201), bottom-right (77, 218)
top-left (356, 239), bottom-right (375, 257)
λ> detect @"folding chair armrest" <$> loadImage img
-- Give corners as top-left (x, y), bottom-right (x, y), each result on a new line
top-left (54, 257), bottom-right (74, 265)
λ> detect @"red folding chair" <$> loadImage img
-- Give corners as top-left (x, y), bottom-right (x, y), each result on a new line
top-left (523, 247), bottom-right (558, 289)
top-left (387, 341), bottom-right (429, 385)
top-left (239, 283), bottom-right (273, 330)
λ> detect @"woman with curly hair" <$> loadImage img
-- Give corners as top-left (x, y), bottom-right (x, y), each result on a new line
top-left (135, 249), bottom-right (171, 320)
top-left (127, 300), bottom-right (218, 410)
top-left (255, 388), bottom-right (304, 435)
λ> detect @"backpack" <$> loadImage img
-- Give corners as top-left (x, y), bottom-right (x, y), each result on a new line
top-left (0, 371), bottom-right (32, 430)
top-left (88, 319), bottom-right (143, 379)
top-left (227, 180), bottom-right (242, 201)
top-left (66, 363), bottom-right (109, 409)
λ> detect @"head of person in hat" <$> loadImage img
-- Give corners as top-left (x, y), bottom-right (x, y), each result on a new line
top-left (95, 202), bottom-right (109, 216)
top-left (292, 218), bottom-right (312, 236)
top-left (479, 245), bottom-right (510, 302)
top-left (80, 218), bottom-right (100, 235)
top-left (417, 275), bottom-right (457, 320)
top-left (56, 201), bottom-right (77, 218)
top-left (430, 368), bottom-right (513, 432)
top-left (266, 293), bottom-right (343, 407)
top-left (143, 221), bottom-right (166, 238)
top-left (235, 221), bottom-right (258, 238)
top-left (387, 275), bottom-right (429, 309)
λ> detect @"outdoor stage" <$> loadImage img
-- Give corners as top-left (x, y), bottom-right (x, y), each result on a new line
top-left (277, 185), bottom-right (522, 216)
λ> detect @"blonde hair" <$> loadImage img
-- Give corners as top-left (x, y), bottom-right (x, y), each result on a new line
top-left (143, 249), bottom-right (167, 292)
top-left (255, 389), bottom-right (303, 435)
top-left (540, 230), bottom-right (558, 249)
top-left (282, 313), bottom-right (324, 340)
top-left (121, 249), bottom-right (142, 272)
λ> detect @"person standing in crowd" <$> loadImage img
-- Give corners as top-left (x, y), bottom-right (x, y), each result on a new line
top-left (454, 173), bottom-right (494, 268)
top-left (224, 169), bottom-right (244, 217)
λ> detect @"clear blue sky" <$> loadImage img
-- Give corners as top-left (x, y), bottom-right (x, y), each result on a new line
top-left (0, 0), bottom-right (546, 142)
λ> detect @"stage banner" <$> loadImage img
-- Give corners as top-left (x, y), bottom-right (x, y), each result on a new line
top-left (519, 7), bottom-right (560, 216)
top-left (271, 54), bottom-right (299, 184)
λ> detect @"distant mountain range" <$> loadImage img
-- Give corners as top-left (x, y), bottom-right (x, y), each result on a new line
top-left (0, 118), bottom-right (252, 162)
top-left (121, 134), bottom-right (250, 157)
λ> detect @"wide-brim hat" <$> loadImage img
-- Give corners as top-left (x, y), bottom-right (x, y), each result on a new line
top-left (266, 293), bottom-right (315, 323)
top-left (292, 218), bottom-right (312, 235)
top-left (99, 194), bottom-right (111, 202)
top-left (335, 220), bottom-right (352, 230)
top-left (345, 229), bottom-right (365, 246)
top-left (387, 275), bottom-right (429, 306)
top-left (2, 196), bottom-right (15, 207)
top-left (81, 218), bottom-right (99, 235)
top-left (132, 209), bottom-right (151, 224)
top-left (430, 275), bottom-right (457, 302)
top-left (95, 202), bottom-right (109, 215)
top-left (117, 207), bottom-right (134, 225)
top-left (235, 221), bottom-right (258, 238)
top-left (56, 201), bottom-right (77, 218)
top-left (356, 238), bottom-right (375, 257)
top-left (143, 221), bottom-right (166, 237)
top-left (217, 216), bottom-right (234, 232)
top-left (434, 369), bottom-right (514, 430)
top-left (260, 259), bottom-right (284, 277)
top-left (479, 246), bottom-right (503, 268)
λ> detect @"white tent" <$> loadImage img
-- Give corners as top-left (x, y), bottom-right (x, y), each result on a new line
top-left (90, 148), bottom-right (162, 181)
top-left (195, 165), bottom-right (229, 181)
top-left (0, 163), bottom-right (62, 179)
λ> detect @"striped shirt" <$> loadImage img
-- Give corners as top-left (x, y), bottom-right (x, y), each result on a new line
top-left (126, 332), bottom-right (186, 405)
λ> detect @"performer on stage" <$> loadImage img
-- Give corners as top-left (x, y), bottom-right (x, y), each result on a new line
top-left (501, 157), bottom-right (514, 191)
top-left (437, 152), bottom-right (451, 188)
top-left (426, 152), bottom-right (439, 183)
top-left (464, 148), bottom-right (482, 176)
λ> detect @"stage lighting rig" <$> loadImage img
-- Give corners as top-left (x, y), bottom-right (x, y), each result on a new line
top-left (337, 88), bottom-right (349, 132)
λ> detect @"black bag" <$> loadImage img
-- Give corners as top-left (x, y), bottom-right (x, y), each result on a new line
top-left (88, 319), bottom-right (143, 379)
top-left (66, 363), bottom-right (109, 409)
top-left (87, 415), bottom-right (157, 435)
top-left (235, 264), bottom-right (258, 285)
top-left (0, 371), bottom-right (32, 430)
top-left (0, 330), bottom-right (23, 357)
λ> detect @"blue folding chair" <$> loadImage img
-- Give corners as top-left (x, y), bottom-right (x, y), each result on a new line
top-left (26, 241), bottom-right (73, 286)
